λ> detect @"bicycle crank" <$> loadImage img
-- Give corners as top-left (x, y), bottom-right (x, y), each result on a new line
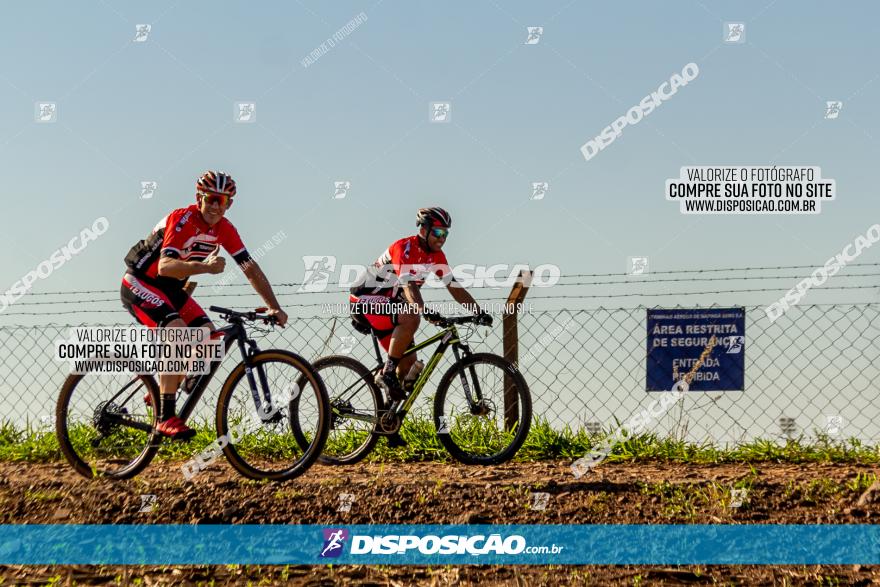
top-left (374, 409), bottom-right (402, 435)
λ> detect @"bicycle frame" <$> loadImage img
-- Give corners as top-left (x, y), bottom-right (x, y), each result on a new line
top-left (335, 322), bottom-right (485, 421)
top-left (175, 321), bottom-right (251, 422)
top-left (103, 319), bottom-right (273, 433)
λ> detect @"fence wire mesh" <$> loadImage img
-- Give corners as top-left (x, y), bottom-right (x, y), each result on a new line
top-left (2, 303), bottom-right (878, 445)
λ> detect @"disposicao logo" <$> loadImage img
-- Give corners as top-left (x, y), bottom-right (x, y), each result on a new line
top-left (319, 528), bottom-right (349, 558)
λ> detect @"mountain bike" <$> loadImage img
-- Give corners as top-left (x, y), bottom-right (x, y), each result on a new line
top-left (293, 314), bottom-right (532, 465)
top-left (56, 306), bottom-right (330, 481)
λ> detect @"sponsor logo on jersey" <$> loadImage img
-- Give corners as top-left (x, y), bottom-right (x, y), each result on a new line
top-left (127, 277), bottom-right (165, 307)
top-left (174, 210), bottom-right (194, 233)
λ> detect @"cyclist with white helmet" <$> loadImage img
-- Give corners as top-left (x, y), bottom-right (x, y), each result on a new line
top-left (121, 171), bottom-right (288, 440)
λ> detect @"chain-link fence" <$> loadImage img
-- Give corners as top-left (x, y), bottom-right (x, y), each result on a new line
top-left (2, 303), bottom-right (879, 445)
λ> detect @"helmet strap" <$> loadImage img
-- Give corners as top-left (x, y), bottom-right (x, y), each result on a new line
top-left (417, 226), bottom-right (432, 251)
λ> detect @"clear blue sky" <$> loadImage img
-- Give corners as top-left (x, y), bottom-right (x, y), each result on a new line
top-left (1, 0), bottom-right (879, 323)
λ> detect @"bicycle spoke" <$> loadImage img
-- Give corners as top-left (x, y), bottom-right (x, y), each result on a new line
top-left (436, 354), bottom-right (532, 464)
top-left (219, 352), bottom-right (328, 479)
top-left (312, 356), bottom-right (382, 465)
top-left (58, 373), bottom-right (159, 479)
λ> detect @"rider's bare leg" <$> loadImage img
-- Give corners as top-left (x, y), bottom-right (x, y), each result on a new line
top-left (386, 311), bottom-right (419, 379)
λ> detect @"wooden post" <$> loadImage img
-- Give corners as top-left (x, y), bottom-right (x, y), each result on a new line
top-left (503, 269), bottom-right (531, 431)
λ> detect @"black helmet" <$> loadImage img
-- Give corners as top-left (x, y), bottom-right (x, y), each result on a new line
top-left (416, 207), bottom-right (452, 229)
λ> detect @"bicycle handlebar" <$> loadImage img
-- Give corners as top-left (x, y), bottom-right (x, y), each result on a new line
top-left (209, 305), bottom-right (278, 325)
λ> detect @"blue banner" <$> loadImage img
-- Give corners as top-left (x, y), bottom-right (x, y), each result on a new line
top-left (646, 307), bottom-right (745, 391)
top-left (1, 525), bottom-right (878, 565)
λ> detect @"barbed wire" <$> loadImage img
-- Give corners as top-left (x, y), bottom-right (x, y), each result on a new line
top-left (2, 302), bottom-right (877, 325)
top-left (541, 273), bottom-right (880, 287)
top-left (2, 261), bottom-right (876, 317)
top-left (1, 285), bottom-right (877, 317)
top-left (18, 273), bottom-right (880, 306)
top-left (13, 262), bottom-right (880, 297)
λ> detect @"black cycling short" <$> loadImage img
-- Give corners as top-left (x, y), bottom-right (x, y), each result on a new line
top-left (120, 273), bottom-right (211, 328)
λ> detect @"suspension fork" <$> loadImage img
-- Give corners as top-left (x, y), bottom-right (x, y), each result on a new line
top-left (238, 335), bottom-right (273, 420)
top-left (452, 343), bottom-right (483, 409)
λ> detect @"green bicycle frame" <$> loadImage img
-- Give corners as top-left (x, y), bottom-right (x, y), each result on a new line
top-left (367, 323), bottom-right (471, 413)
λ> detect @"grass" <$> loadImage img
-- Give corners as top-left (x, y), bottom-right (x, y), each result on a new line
top-left (634, 468), bottom-right (875, 519)
top-left (780, 474), bottom-right (877, 505)
top-left (23, 489), bottom-right (63, 502)
top-left (3, 415), bottom-right (880, 465)
top-left (638, 479), bottom-right (755, 520)
top-left (846, 471), bottom-right (877, 492)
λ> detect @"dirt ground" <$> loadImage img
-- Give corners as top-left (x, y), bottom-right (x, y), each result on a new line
top-left (2, 460), bottom-right (879, 585)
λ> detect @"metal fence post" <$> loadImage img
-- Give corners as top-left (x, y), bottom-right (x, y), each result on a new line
top-left (503, 270), bottom-right (531, 430)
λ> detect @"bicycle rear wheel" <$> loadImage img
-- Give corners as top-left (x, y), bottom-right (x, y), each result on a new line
top-left (434, 352), bottom-right (532, 465)
top-left (300, 355), bottom-right (382, 465)
top-left (56, 372), bottom-right (161, 479)
top-left (216, 350), bottom-right (329, 480)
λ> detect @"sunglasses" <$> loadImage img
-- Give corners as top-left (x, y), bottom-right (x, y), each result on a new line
top-left (200, 192), bottom-right (233, 208)
top-left (429, 227), bottom-right (449, 239)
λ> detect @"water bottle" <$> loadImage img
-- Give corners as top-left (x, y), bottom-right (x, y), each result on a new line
top-left (403, 360), bottom-right (424, 392)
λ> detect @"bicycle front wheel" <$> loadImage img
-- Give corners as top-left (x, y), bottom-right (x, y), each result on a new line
top-left (216, 350), bottom-right (329, 481)
top-left (434, 353), bottom-right (532, 465)
top-left (56, 372), bottom-right (160, 479)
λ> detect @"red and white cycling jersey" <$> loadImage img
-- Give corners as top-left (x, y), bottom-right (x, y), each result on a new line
top-left (124, 204), bottom-right (252, 289)
top-left (350, 235), bottom-right (452, 298)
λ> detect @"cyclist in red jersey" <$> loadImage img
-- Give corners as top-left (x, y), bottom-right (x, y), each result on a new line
top-left (349, 207), bottom-right (492, 403)
top-left (121, 171), bottom-right (288, 440)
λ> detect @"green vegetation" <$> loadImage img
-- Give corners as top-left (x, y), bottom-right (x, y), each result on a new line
top-left (3, 415), bottom-right (880, 465)
top-left (632, 470), bottom-right (876, 519)
top-left (638, 480), bottom-right (750, 520)
top-left (781, 474), bottom-right (877, 505)
top-left (846, 471), bottom-right (877, 493)
top-left (23, 489), bottom-right (63, 502)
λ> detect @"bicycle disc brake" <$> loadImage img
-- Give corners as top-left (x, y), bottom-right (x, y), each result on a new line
top-left (256, 406), bottom-right (284, 425)
top-left (471, 397), bottom-right (495, 417)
